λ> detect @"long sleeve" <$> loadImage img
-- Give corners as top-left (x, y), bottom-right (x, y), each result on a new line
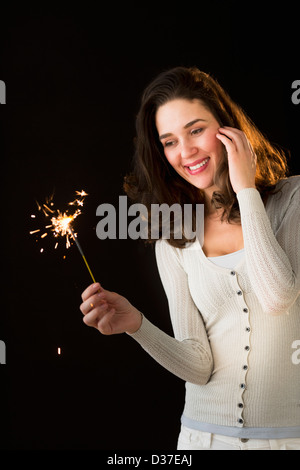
top-left (128, 240), bottom-right (213, 385)
top-left (237, 182), bottom-right (300, 315)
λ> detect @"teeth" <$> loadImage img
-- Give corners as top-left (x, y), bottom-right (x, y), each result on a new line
top-left (189, 158), bottom-right (209, 170)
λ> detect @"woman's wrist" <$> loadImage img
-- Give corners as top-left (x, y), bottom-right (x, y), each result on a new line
top-left (126, 310), bottom-right (143, 335)
top-left (236, 185), bottom-right (257, 195)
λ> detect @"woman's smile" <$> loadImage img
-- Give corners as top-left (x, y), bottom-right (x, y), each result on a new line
top-left (185, 156), bottom-right (211, 174)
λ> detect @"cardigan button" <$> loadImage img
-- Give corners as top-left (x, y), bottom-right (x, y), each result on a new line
top-left (230, 270), bottom-right (236, 276)
top-left (237, 290), bottom-right (242, 296)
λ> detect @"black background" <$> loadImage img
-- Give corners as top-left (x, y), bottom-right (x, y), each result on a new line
top-left (0, 1), bottom-right (299, 451)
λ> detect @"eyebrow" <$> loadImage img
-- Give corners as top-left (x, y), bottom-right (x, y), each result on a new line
top-left (158, 118), bottom-right (207, 141)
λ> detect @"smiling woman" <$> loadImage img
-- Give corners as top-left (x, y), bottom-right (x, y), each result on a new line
top-left (124, 67), bottom-right (288, 247)
top-left (80, 66), bottom-right (300, 451)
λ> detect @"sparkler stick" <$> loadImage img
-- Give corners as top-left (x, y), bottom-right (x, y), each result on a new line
top-left (69, 227), bottom-right (96, 283)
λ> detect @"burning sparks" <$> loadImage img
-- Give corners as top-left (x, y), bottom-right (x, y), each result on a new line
top-left (30, 188), bottom-right (96, 283)
top-left (30, 190), bottom-right (88, 252)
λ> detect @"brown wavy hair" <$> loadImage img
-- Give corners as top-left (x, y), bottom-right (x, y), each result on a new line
top-left (124, 66), bottom-right (289, 247)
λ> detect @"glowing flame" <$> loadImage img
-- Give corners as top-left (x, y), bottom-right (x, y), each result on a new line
top-left (30, 190), bottom-right (88, 252)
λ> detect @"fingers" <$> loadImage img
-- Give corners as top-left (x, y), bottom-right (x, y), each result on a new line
top-left (217, 127), bottom-right (252, 152)
top-left (80, 283), bottom-right (118, 333)
top-left (218, 126), bottom-right (246, 143)
top-left (82, 301), bottom-right (108, 326)
top-left (80, 283), bottom-right (106, 322)
top-left (81, 282), bottom-right (102, 302)
top-left (216, 127), bottom-right (257, 194)
top-left (80, 282), bottom-right (118, 312)
top-left (81, 283), bottom-right (117, 304)
top-left (80, 291), bottom-right (106, 316)
top-left (216, 131), bottom-right (236, 154)
top-left (80, 289), bottom-right (112, 330)
top-left (216, 127), bottom-right (256, 162)
top-left (83, 303), bottom-right (116, 335)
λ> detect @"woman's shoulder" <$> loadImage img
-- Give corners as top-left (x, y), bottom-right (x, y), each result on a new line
top-left (155, 238), bottom-right (182, 258)
top-left (273, 175), bottom-right (300, 204)
top-left (265, 175), bottom-right (300, 226)
top-left (155, 238), bottom-right (187, 274)
top-left (276, 174), bottom-right (300, 191)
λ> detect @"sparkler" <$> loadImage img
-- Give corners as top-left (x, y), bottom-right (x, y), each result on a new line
top-left (30, 189), bottom-right (96, 283)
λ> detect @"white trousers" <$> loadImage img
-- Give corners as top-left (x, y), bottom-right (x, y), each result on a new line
top-left (177, 425), bottom-right (300, 450)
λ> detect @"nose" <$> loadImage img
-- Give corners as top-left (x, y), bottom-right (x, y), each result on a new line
top-left (180, 140), bottom-right (198, 159)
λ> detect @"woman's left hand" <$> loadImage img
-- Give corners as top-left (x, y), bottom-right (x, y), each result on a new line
top-left (216, 126), bottom-right (257, 194)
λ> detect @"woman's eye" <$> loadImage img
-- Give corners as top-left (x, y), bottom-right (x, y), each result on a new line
top-left (191, 128), bottom-right (203, 136)
top-left (164, 140), bottom-right (176, 147)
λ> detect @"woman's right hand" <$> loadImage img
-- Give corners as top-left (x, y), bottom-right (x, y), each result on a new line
top-left (80, 282), bottom-right (143, 335)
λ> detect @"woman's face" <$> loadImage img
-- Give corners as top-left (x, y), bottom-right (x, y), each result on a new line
top-left (155, 98), bottom-right (224, 197)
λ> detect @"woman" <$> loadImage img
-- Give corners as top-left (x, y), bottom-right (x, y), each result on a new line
top-left (80, 67), bottom-right (300, 450)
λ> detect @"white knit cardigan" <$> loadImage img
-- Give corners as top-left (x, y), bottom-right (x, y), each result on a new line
top-left (129, 176), bottom-right (300, 434)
